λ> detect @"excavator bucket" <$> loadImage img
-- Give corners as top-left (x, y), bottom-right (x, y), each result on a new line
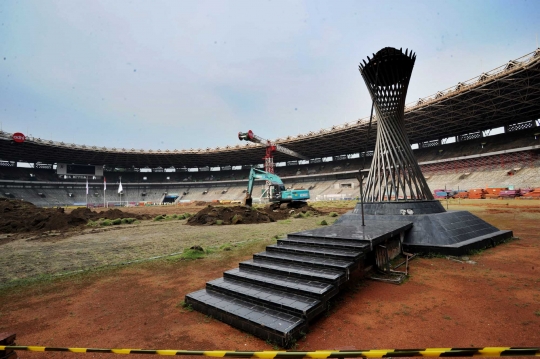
top-left (243, 194), bottom-right (253, 207)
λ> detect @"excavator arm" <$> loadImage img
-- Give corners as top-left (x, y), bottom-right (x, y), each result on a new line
top-left (244, 168), bottom-right (284, 207)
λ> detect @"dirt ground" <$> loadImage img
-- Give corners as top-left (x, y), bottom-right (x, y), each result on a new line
top-left (0, 198), bottom-right (151, 244)
top-left (0, 200), bottom-right (539, 356)
top-left (187, 203), bottom-right (321, 225)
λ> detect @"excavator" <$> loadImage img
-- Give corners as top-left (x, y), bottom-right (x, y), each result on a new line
top-left (238, 129), bottom-right (310, 207)
top-left (243, 167), bottom-right (310, 207)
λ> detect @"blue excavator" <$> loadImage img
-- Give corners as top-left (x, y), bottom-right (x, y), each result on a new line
top-left (243, 167), bottom-right (310, 207)
top-left (238, 129), bottom-right (311, 207)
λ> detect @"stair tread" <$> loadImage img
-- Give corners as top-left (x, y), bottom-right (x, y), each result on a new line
top-left (186, 289), bottom-right (304, 335)
top-left (269, 243), bottom-right (362, 258)
top-left (283, 236), bottom-right (370, 249)
top-left (255, 251), bottom-right (354, 269)
top-left (241, 259), bottom-right (344, 281)
top-left (225, 268), bottom-right (334, 296)
top-left (208, 277), bottom-right (320, 313)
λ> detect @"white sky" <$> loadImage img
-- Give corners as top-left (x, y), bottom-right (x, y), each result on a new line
top-left (1, 0), bottom-right (539, 150)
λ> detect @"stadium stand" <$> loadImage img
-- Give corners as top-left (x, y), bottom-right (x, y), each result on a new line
top-left (1, 47), bottom-right (540, 206)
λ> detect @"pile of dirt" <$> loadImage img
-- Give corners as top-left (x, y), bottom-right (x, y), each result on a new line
top-left (186, 203), bottom-right (321, 226)
top-left (0, 198), bottom-right (150, 234)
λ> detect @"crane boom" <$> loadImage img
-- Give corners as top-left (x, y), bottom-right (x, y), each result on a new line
top-left (238, 130), bottom-right (309, 160)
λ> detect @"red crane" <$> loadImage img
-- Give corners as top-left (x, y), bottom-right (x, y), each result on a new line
top-left (238, 130), bottom-right (308, 174)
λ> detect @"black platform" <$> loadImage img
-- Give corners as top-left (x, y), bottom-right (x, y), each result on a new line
top-left (341, 201), bottom-right (513, 255)
top-left (185, 220), bottom-right (411, 347)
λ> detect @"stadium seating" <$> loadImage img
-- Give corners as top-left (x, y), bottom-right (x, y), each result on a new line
top-left (1, 127), bottom-right (539, 205)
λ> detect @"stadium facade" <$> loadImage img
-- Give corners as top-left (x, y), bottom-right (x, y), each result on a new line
top-left (1, 49), bottom-right (540, 206)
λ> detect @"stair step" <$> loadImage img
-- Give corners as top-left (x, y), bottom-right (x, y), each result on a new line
top-left (254, 250), bottom-right (356, 272)
top-left (240, 259), bottom-right (347, 286)
top-left (224, 267), bottom-right (338, 300)
top-left (185, 289), bottom-right (306, 347)
top-left (206, 277), bottom-right (323, 319)
top-left (268, 243), bottom-right (363, 261)
top-left (282, 235), bottom-right (370, 251)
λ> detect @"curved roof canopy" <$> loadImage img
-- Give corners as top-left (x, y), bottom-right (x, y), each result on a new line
top-left (1, 49), bottom-right (540, 168)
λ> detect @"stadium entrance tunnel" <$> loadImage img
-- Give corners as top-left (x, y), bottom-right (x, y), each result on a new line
top-left (162, 194), bottom-right (179, 204)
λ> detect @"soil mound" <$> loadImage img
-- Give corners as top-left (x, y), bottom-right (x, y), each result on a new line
top-left (0, 198), bottom-right (150, 234)
top-left (186, 203), bottom-right (321, 226)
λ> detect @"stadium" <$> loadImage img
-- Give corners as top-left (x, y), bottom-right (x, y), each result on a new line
top-left (1, 49), bottom-right (540, 205)
top-left (1, 46), bottom-right (540, 352)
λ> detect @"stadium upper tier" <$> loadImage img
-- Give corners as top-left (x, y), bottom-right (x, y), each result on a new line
top-left (1, 49), bottom-right (540, 168)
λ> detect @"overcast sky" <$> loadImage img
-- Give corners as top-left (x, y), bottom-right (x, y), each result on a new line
top-left (1, 0), bottom-right (539, 151)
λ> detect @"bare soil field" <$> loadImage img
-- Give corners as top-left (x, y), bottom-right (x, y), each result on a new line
top-left (0, 199), bottom-right (539, 357)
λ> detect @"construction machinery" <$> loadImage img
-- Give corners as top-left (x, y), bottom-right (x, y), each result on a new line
top-left (238, 130), bottom-right (308, 174)
top-left (243, 167), bottom-right (310, 207)
top-left (238, 129), bottom-right (310, 206)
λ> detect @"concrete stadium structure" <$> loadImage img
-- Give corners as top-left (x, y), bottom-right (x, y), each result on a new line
top-left (1, 48), bottom-right (540, 206)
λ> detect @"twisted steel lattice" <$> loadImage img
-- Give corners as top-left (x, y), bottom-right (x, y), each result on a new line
top-left (359, 47), bottom-right (433, 202)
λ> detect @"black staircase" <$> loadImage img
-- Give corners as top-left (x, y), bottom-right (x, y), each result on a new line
top-left (185, 232), bottom-right (370, 347)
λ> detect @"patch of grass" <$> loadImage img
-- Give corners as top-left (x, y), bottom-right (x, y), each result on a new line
top-left (219, 243), bottom-right (232, 251)
top-left (329, 212), bottom-right (339, 217)
top-left (278, 219), bottom-right (292, 224)
top-left (183, 213), bottom-right (192, 218)
top-left (215, 220), bottom-right (223, 225)
top-left (153, 215), bottom-right (165, 221)
top-left (319, 219), bottom-right (328, 225)
top-left (181, 248), bottom-right (206, 260)
top-left (177, 214), bottom-right (186, 220)
top-left (535, 310), bottom-right (540, 317)
top-left (171, 214), bottom-right (178, 219)
top-left (468, 248), bottom-right (485, 256)
top-left (111, 218), bottom-right (122, 225)
top-left (86, 220), bottom-right (99, 227)
top-left (177, 300), bottom-right (193, 312)
top-left (100, 219), bottom-right (112, 226)
top-left (443, 315), bottom-right (452, 320)
top-left (421, 252), bottom-right (446, 258)
top-left (120, 218), bottom-right (136, 224)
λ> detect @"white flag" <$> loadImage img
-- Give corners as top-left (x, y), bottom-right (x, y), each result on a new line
top-left (104, 177), bottom-right (107, 191)
top-left (86, 177), bottom-right (89, 195)
top-left (118, 180), bottom-right (123, 194)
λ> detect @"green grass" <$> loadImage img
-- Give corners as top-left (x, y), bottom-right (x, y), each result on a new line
top-left (0, 215), bottom-right (336, 285)
top-left (219, 243), bottom-right (232, 251)
top-left (177, 300), bottom-right (193, 312)
top-left (181, 248), bottom-right (206, 260)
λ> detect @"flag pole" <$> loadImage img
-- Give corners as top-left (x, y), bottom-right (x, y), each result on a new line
top-left (119, 176), bottom-right (122, 207)
top-left (86, 176), bottom-right (88, 208)
top-left (104, 176), bottom-right (106, 208)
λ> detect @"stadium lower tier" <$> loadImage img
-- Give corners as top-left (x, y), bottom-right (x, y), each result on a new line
top-left (2, 161), bottom-right (540, 206)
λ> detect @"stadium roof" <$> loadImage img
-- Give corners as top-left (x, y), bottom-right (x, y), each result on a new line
top-left (1, 48), bottom-right (540, 169)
